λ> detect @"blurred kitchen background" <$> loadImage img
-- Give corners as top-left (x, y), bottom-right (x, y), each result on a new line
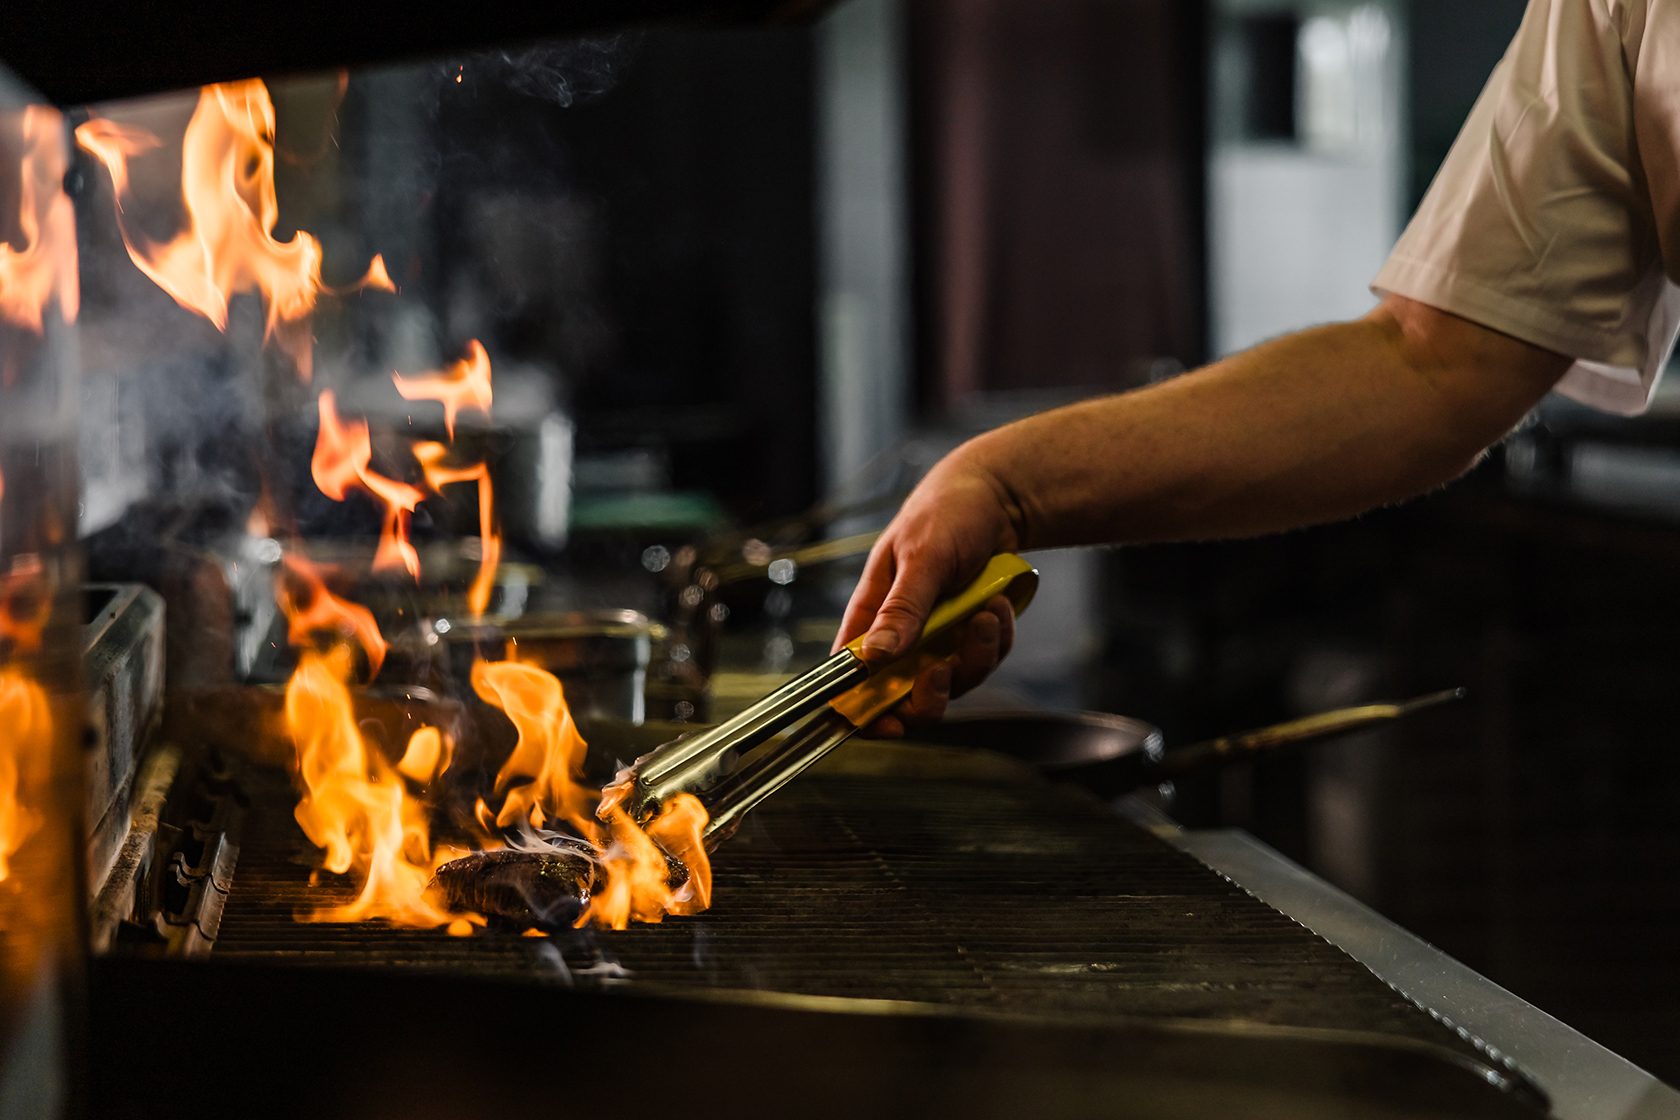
top-left (68, 0), bottom-right (1680, 1084)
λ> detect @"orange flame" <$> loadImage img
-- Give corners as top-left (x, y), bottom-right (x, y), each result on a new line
top-left (284, 646), bottom-right (459, 925)
top-left (586, 794), bottom-right (712, 929)
top-left (0, 670), bottom-right (49, 884)
top-left (393, 339), bottom-right (493, 439)
top-left (0, 506), bottom-right (51, 887)
top-left (397, 725), bottom-right (452, 785)
top-left (360, 254), bottom-right (397, 293)
top-left (472, 658), bottom-right (714, 929)
top-left (645, 793), bottom-right (712, 915)
top-left (0, 106), bottom-right (78, 333)
top-left (324, 253), bottom-right (396, 297)
top-left (0, 555), bottom-right (52, 658)
top-left (472, 660), bottom-right (597, 832)
top-left (276, 553), bottom-right (387, 678)
top-left (312, 391), bottom-right (424, 580)
top-left (76, 82), bottom-right (324, 378)
top-left (414, 441), bottom-right (499, 619)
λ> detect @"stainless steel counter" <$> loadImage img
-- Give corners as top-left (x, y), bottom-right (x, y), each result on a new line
top-left (1145, 814), bottom-right (1680, 1120)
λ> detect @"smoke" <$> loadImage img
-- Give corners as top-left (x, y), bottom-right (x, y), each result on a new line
top-left (450, 34), bottom-right (642, 107)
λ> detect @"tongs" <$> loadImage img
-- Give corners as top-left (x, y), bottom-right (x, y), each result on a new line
top-left (601, 553), bottom-right (1041, 843)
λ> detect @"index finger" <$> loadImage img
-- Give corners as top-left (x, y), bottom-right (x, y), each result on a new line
top-left (839, 544), bottom-right (951, 665)
top-left (833, 539), bottom-right (896, 652)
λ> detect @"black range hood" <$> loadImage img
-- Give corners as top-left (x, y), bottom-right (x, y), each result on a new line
top-left (6, 0), bottom-right (832, 105)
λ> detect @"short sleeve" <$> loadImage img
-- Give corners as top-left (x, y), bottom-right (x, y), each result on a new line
top-left (1373, 0), bottom-right (1680, 416)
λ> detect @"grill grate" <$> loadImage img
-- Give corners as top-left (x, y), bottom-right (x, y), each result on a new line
top-left (213, 758), bottom-right (1472, 1053)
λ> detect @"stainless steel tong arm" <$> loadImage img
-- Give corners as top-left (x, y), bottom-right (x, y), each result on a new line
top-left (610, 649), bottom-right (869, 821)
top-left (602, 553), bottom-right (1041, 827)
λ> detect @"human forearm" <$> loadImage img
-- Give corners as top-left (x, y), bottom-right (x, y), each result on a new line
top-left (962, 296), bottom-right (1571, 550)
top-left (836, 297), bottom-right (1569, 690)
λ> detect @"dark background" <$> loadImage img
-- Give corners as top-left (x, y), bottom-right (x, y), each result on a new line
top-left (39, 0), bottom-right (1680, 1087)
top-left (1087, 0), bottom-right (1680, 1082)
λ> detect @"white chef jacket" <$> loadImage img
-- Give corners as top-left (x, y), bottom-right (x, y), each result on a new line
top-left (1374, 0), bottom-right (1680, 415)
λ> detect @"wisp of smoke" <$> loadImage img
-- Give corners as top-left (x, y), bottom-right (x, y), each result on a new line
top-left (454, 35), bottom-right (642, 107)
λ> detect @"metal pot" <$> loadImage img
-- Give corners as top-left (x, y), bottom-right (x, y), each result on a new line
top-left (444, 609), bottom-right (665, 724)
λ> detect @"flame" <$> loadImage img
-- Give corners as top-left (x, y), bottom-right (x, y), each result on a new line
top-left (393, 339), bottom-right (493, 439)
top-left (585, 794), bottom-right (712, 930)
top-left (0, 670), bottom-right (48, 884)
top-left (414, 442), bottom-right (499, 619)
top-left (472, 658), bottom-right (714, 929)
top-left (0, 106), bottom-right (78, 333)
top-left (359, 254), bottom-right (397, 293)
top-left (276, 553), bottom-right (387, 678)
top-left (312, 390), bottom-right (424, 580)
top-left (0, 555), bottom-right (52, 658)
top-left (77, 82), bottom-right (324, 377)
top-left (72, 117), bottom-right (158, 199)
top-left (284, 646), bottom-right (458, 926)
top-left (472, 660), bottom-right (597, 832)
top-left (0, 469), bottom-right (49, 885)
top-left (646, 793), bottom-right (712, 915)
top-left (322, 253), bottom-right (396, 297)
top-left (397, 726), bottom-right (451, 785)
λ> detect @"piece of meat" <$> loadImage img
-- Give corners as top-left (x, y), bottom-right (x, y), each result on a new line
top-left (433, 847), bottom-right (694, 928)
top-left (433, 849), bottom-right (596, 926)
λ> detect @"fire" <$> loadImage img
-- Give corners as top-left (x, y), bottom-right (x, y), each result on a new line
top-left (75, 80), bottom-right (392, 381)
top-left (0, 105), bottom-right (78, 333)
top-left (326, 253), bottom-right (396, 296)
top-left (472, 660), bottom-right (597, 832)
top-left (283, 646), bottom-right (457, 925)
top-left (0, 670), bottom-right (48, 885)
top-left (276, 553), bottom-right (387, 678)
top-left (0, 555), bottom-right (52, 658)
top-left (589, 794), bottom-right (713, 929)
top-left (397, 726), bottom-right (451, 785)
top-left (394, 339), bottom-right (493, 439)
top-left (472, 658), bottom-right (713, 929)
top-left (645, 793), bottom-right (712, 915)
top-left (363, 254), bottom-right (396, 293)
top-left (76, 82), bottom-right (321, 377)
top-left (312, 391), bottom-right (424, 580)
top-left (414, 442), bottom-right (499, 619)
top-left (0, 485), bottom-right (50, 887)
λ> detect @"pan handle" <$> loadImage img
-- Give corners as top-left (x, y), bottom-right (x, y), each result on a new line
top-left (1153, 688), bottom-right (1465, 778)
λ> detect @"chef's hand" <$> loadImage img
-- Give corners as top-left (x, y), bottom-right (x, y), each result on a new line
top-left (832, 448), bottom-right (1024, 737)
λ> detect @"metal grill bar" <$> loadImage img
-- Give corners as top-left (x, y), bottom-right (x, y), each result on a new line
top-left (210, 762), bottom-right (1476, 1056)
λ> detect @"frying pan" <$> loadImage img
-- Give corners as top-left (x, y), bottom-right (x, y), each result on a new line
top-left (906, 689), bottom-right (1465, 800)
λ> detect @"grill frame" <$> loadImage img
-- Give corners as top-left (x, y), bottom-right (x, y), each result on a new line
top-left (93, 721), bottom-right (1556, 1118)
top-left (207, 739), bottom-right (1500, 1049)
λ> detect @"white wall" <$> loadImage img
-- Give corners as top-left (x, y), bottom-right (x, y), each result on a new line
top-left (1211, 1), bottom-right (1405, 357)
top-left (816, 0), bottom-right (911, 496)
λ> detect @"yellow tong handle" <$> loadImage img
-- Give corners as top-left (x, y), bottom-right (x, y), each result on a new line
top-left (830, 553), bottom-right (1040, 728)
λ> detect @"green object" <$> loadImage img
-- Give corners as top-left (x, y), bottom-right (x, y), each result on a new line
top-left (569, 491), bottom-right (729, 532)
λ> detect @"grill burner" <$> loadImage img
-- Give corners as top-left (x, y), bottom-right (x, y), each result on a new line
top-left (214, 747), bottom-right (1474, 1049)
